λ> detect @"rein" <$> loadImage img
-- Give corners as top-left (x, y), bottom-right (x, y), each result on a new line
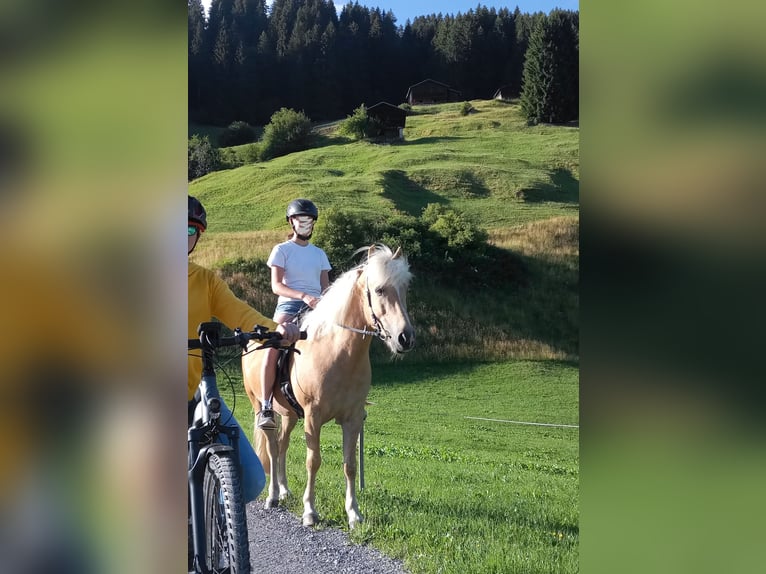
top-left (335, 271), bottom-right (391, 341)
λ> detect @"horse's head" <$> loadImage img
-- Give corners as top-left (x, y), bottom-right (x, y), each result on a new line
top-left (362, 244), bottom-right (415, 354)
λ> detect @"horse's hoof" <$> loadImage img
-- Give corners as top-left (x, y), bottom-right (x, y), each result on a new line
top-left (348, 514), bottom-right (364, 529)
top-left (263, 498), bottom-right (279, 509)
top-left (302, 512), bottom-right (319, 527)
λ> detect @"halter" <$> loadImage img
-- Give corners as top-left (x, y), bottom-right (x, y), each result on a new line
top-left (335, 271), bottom-right (391, 341)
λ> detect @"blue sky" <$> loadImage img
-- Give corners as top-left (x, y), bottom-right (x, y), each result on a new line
top-left (201, 1), bottom-right (578, 26)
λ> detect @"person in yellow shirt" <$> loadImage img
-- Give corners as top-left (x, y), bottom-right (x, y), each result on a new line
top-left (188, 195), bottom-right (300, 502)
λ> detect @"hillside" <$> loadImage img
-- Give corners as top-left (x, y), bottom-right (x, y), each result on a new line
top-left (189, 100), bottom-right (579, 232)
top-left (189, 100), bottom-right (579, 362)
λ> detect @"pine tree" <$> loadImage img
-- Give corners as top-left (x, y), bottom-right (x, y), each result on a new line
top-left (190, 2), bottom-right (577, 128)
top-left (188, 0), bottom-right (209, 115)
top-left (520, 10), bottom-right (579, 124)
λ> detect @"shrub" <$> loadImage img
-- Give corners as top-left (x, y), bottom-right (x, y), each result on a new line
top-left (338, 105), bottom-right (382, 140)
top-left (243, 143), bottom-right (261, 163)
top-left (259, 108), bottom-right (312, 160)
top-left (188, 135), bottom-right (220, 180)
top-left (313, 204), bottom-right (516, 289)
top-left (312, 208), bottom-right (371, 272)
top-left (218, 120), bottom-right (257, 147)
top-left (421, 203), bottom-right (488, 250)
top-left (218, 148), bottom-right (242, 170)
top-left (398, 103), bottom-right (412, 114)
top-left (459, 101), bottom-right (473, 116)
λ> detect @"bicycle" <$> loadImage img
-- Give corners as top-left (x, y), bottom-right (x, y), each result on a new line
top-left (188, 321), bottom-right (305, 574)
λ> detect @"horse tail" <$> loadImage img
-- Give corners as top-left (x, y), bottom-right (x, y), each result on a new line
top-left (254, 419), bottom-right (271, 475)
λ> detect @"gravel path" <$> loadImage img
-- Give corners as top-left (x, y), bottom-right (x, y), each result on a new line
top-left (247, 503), bottom-right (410, 574)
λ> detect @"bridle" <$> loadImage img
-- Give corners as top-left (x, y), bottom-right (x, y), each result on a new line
top-left (335, 272), bottom-right (392, 341)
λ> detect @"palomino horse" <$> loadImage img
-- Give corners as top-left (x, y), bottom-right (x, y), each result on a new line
top-left (242, 244), bottom-right (414, 528)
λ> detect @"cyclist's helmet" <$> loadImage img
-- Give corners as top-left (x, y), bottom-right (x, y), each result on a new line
top-left (286, 198), bottom-right (318, 222)
top-left (188, 195), bottom-right (207, 231)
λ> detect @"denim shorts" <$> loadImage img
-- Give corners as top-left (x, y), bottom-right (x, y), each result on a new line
top-left (274, 299), bottom-right (309, 319)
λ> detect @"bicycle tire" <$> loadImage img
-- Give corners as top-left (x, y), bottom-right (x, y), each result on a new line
top-left (203, 452), bottom-right (251, 573)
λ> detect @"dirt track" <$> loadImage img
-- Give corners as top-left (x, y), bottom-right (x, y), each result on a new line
top-left (246, 503), bottom-right (409, 574)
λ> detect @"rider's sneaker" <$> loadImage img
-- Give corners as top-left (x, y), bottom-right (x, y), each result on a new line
top-left (257, 409), bottom-right (277, 429)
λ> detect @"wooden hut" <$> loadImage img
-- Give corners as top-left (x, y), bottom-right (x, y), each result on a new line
top-left (366, 102), bottom-right (407, 139)
top-left (405, 79), bottom-right (462, 105)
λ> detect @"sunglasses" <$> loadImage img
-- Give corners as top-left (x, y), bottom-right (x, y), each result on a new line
top-left (188, 225), bottom-right (199, 237)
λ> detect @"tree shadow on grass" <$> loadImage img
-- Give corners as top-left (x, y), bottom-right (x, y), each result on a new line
top-left (380, 169), bottom-right (448, 216)
top-left (452, 170), bottom-right (491, 198)
top-left (402, 135), bottom-right (462, 146)
top-left (307, 133), bottom-right (354, 150)
top-left (515, 168), bottom-right (579, 203)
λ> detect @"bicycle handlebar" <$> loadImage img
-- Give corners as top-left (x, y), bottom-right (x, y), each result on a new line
top-left (188, 323), bottom-right (307, 351)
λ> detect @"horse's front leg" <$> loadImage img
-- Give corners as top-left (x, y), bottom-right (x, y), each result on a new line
top-left (302, 414), bottom-right (321, 527)
top-left (342, 415), bottom-right (365, 529)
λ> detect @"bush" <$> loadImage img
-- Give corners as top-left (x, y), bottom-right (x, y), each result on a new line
top-left (398, 103), bottom-right (412, 114)
top-left (312, 208), bottom-right (371, 272)
top-left (421, 203), bottom-right (488, 250)
top-left (313, 204), bottom-right (516, 289)
top-left (243, 143), bottom-right (262, 163)
top-left (259, 108), bottom-right (312, 160)
top-left (218, 120), bottom-right (257, 147)
top-left (188, 135), bottom-right (220, 180)
top-left (338, 105), bottom-right (382, 140)
top-left (459, 101), bottom-right (473, 116)
top-left (218, 148), bottom-right (245, 170)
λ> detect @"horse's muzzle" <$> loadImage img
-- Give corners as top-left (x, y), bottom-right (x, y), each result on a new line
top-left (397, 329), bottom-right (415, 352)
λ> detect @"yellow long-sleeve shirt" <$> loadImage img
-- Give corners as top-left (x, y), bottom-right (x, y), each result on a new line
top-left (188, 261), bottom-right (277, 401)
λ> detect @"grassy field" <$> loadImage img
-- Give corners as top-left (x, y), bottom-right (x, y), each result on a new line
top-left (216, 359), bottom-right (579, 574)
top-left (191, 99), bottom-right (579, 572)
top-left (189, 102), bottom-right (580, 361)
top-left (192, 214), bottom-right (578, 363)
top-left (189, 100), bottom-right (578, 231)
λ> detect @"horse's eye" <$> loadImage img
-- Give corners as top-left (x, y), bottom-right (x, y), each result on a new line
top-left (374, 286), bottom-right (384, 296)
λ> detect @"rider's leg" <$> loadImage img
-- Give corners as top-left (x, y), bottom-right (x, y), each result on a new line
top-left (257, 347), bottom-right (279, 429)
top-left (257, 311), bottom-right (295, 429)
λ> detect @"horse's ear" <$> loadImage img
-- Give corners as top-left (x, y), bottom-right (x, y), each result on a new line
top-left (392, 246), bottom-right (402, 260)
top-left (367, 244), bottom-right (376, 260)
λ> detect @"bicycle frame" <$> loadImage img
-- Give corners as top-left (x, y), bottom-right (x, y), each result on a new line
top-left (188, 322), bottom-right (242, 574)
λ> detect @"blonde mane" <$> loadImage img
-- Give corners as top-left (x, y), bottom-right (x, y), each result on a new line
top-left (301, 244), bottom-right (412, 338)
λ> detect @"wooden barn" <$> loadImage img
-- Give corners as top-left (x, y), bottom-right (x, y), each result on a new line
top-left (366, 102), bottom-right (407, 139)
top-left (405, 79), bottom-right (462, 105)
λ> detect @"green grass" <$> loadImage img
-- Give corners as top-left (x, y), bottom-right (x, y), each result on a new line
top-left (194, 215), bottom-right (579, 363)
top-left (189, 100), bottom-right (579, 231)
top-left (189, 100), bottom-right (579, 362)
top-left (195, 99), bottom-right (579, 572)
top-left (217, 359), bottom-right (579, 574)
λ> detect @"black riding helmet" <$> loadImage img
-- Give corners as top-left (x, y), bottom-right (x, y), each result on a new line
top-left (188, 195), bottom-right (207, 231)
top-left (286, 198), bottom-right (318, 222)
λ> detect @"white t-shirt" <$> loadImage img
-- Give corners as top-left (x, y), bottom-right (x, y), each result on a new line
top-left (267, 241), bottom-right (332, 304)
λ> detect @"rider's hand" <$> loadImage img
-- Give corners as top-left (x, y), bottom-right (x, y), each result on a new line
top-left (276, 322), bottom-right (300, 344)
top-left (301, 293), bottom-right (321, 309)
